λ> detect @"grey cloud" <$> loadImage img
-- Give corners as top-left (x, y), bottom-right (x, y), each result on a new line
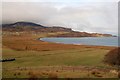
top-left (2, 2), bottom-right (118, 35)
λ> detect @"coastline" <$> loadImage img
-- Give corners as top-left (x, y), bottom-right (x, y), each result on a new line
top-left (2, 33), bottom-right (118, 78)
top-left (39, 37), bottom-right (117, 49)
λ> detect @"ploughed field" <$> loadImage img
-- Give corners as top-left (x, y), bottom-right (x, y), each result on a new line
top-left (2, 32), bottom-right (117, 78)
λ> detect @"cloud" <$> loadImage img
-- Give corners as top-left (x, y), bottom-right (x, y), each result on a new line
top-left (2, 0), bottom-right (119, 2)
top-left (2, 2), bottom-right (118, 35)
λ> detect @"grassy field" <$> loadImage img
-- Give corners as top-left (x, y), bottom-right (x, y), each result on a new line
top-left (3, 48), bottom-right (109, 67)
top-left (2, 32), bottom-right (118, 78)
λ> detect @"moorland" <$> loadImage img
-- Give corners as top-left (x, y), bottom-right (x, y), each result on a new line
top-left (2, 22), bottom-right (118, 78)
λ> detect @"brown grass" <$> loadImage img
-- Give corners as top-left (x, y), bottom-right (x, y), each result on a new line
top-left (2, 33), bottom-right (115, 51)
top-left (3, 66), bottom-right (117, 78)
top-left (2, 32), bottom-right (117, 78)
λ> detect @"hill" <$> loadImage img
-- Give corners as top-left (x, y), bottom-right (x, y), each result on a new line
top-left (2, 22), bottom-right (72, 32)
top-left (49, 31), bottom-right (112, 37)
top-left (2, 21), bottom-right (112, 37)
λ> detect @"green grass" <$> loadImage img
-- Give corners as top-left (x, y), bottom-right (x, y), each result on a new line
top-left (2, 32), bottom-right (117, 78)
top-left (3, 47), bottom-right (109, 68)
top-left (3, 47), bottom-right (118, 78)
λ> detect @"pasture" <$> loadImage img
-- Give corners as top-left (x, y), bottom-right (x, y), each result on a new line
top-left (2, 32), bottom-right (117, 78)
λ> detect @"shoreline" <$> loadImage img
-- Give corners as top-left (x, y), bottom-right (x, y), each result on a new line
top-left (3, 33), bottom-right (118, 78)
top-left (3, 33), bottom-right (117, 51)
top-left (39, 37), bottom-right (118, 49)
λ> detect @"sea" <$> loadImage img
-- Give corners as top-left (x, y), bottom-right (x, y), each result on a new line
top-left (40, 37), bottom-right (119, 47)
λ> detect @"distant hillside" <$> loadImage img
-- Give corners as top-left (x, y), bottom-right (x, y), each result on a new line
top-left (2, 22), bottom-right (45, 27)
top-left (2, 22), bottom-right (45, 32)
top-left (2, 22), bottom-right (72, 32)
top-left (2, 21), bottom-right (113, 37)
top-left (49, 32), bottom-right (112, 37)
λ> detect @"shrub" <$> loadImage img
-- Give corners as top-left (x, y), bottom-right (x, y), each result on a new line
top-left (13, 73), bottom-right (16, 76)
top-left (17, 72), bottom-right (21, 75)
top-left (104, 47), bottom-right (120, 78)
top-left (48, 72), bottom-right (58, 78)
top-left (104, 47), bottom-right (120, 66)
top-left (28, 71), bottom-right (38, 79)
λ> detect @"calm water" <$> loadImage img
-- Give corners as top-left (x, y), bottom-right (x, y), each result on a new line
top-left (40, 37), bottom-right (119, 47)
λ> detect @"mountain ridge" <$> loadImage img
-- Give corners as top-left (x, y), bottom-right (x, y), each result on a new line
top-left (2, 21), bottom-right (113, 37)
top-left (2, 21), bottom-right (45, 27)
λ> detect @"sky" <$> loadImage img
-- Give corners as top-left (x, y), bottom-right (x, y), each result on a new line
top-left (2, 0), bottom-right (119, 35)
